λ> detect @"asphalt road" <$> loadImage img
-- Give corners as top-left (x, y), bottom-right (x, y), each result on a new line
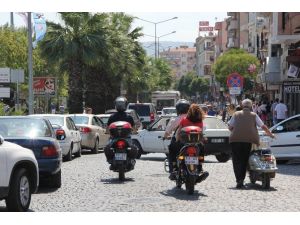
top-left (1, 150), bottom-right (300, 212)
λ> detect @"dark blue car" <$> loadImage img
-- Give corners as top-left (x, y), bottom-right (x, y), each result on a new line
top-left (0, 116), bottom-right (62, 188)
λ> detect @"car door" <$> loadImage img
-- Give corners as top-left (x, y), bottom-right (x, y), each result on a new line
top-left (66, 117), bottom-right (80, 145)
top-left (0, 140), bottom-right (7, 185)
top-left (270, 116), bottom-right (300, 158)
top-left (91, 116), bottom-right (106, 148)
top-left (142, 117), bottom-right (171, 153)
top-left (95, 117), bottom-right (109, 145)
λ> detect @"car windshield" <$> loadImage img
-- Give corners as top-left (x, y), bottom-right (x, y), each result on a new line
top-left (162, 108), bottom-right (176, 115)
top-left (69, 116), bottom-right (89, 125)
top-left (0, 118), bottom-right (52, 137)
top-left (43, 116), bottom-right (64, 126)
top-left (128, 105), bottom-right (150, 116)
top-left (204, 117), bottom-right (228, 129)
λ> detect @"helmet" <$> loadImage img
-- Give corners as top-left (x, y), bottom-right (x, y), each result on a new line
top-left (175, 99), bottom-right (190, 114)
top-left (115, 96), bottom-right (128, 112)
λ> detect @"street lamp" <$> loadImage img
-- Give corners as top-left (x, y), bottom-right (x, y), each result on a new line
top-left (134, 16), bottom-right (178, 59)
top-left (158, 31), bottom-right (176, 57)
top-left (144, 31), bottom-right (176, 58)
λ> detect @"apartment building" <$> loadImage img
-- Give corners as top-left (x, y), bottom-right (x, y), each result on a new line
top-left (160, 45), bottom-right (197, 79)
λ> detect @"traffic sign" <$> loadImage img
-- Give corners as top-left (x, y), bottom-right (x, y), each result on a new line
top-left (229, 87), bottom-right (241, 95)
top-left (226, 72), bottom-right (244, 88)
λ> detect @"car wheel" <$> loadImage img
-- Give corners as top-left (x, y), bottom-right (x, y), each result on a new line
top-left (64, 144), bottom-right (73, 162)
top-left (215, 153), bottom-right (231, 163)
top-left (74, 143), bottom-right (82, 158)
top-left (92, 138), bottom-right (99, 154)
top-left (6, 168), bottom-right (31, 212)
top-left (132, 140), bottom-right (143, 159)
top-left (49, 170), bottom-right (62, 188)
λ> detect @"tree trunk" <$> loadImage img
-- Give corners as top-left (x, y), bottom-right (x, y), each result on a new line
top-left (68, 60), bottom-right (83, 113)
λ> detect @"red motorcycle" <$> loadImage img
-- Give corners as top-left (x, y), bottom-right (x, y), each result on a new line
top-left (108, 121), bottom-right (135, 181)
top-left (174, 126), bottom-right (208, 194)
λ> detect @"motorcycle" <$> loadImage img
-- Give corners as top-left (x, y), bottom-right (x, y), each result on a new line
top-left (165, 126), bottom-right (208, 195)
top-left (108, 121), bottom-right (136, 181)
top-left (248, 136), bottom-right (277, 189)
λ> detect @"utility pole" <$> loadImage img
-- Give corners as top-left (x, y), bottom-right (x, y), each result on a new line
top-left (27, 12), bottom-right (34, 114)
top-left (10, 12), bottom-right (14, 30)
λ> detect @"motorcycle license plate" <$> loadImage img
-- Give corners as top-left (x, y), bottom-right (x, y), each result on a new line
top-left (114, 153), bottom-right (127, 161)
top-left (185, 156), bottom-right (198, 165)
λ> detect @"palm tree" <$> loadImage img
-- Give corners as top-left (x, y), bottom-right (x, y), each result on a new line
top-left (40, 12), bottom-right (109, 113)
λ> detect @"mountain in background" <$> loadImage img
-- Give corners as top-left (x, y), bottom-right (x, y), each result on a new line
top-left (141, 41), bottom-right (195, 56)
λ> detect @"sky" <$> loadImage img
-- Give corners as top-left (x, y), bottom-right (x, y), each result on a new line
top-left (1, 0), bottom-right (298, 44)
top-left (0, 12), bottom-right (227, 43)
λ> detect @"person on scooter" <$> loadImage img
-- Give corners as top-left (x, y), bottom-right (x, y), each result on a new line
top-left (163, 99), bottom-right (190, 180)
top-left (176, 103), bottom-right (209, 182)
top-left (228, 98), bottom-right (275, 189)
top-left (104, 96), bottom-right (138, 168)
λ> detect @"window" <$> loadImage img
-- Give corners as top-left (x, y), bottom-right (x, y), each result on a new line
top-left (274, 117), bottom-right (300, 133)
top-left (150, 117), bottom-right (172, 131)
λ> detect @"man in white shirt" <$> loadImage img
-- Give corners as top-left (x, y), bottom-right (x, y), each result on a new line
top-left (271, 98), bottom-right (279, 125)
top-left (274, 100), bottom-right (288, 123)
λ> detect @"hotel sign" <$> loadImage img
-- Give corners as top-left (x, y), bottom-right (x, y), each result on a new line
top-left (283, 84), bottom-right (300, 93)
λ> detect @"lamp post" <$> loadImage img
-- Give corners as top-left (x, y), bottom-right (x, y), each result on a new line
top-left (158, 31), bottom-right (176, 57)
top-left (144, 31), bottom-right (176, 58)
top-left (134, 16), bottom-right (178, 59)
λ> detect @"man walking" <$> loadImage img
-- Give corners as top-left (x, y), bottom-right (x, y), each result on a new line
top-left (271, 98), bottom-right (279, 125)
top-left (274, 100), bottom-right (288, 123)
top-left (228, 99), bottom-right (274, 189)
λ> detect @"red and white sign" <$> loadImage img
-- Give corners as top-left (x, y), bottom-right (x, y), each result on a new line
top-left (199, 21), bottom-right (209, 26)
top-left (33, 77), bottom-right (56, 95)
top-left (226, 73), bottom-right (244, 88)
top-left (199, 27), bottom-right (214, 32)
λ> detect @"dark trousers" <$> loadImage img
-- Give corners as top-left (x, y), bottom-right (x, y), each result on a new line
top-left (168, 137), bottom-right (183, 172)
top-left (231, 142), bottom-right (252, 183)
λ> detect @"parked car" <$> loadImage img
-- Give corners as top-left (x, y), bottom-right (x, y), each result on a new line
top-left (127, 103), bottom-right (158, 128)
top-left (98, 109), bottom-right (142, 131)
top-left (0, 116), bottom-right (62, 188)
top-left (259, 114), bottom-right (300, 162)
top-left (0, 135), bottom-right (39, 211)
top-left (131, 115), bottom-right (232, 162)
top-left (69, 114), bottom-right (108, 153)
top-left (29, 114), bottom-right (82, 161)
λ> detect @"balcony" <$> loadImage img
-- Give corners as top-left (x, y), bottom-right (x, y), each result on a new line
top-left (228, 19), bottom-right (238, 31)
top-left (265, 57), bottom-right (282, 83)
top-left (227, 38), bottom-right (239, 48)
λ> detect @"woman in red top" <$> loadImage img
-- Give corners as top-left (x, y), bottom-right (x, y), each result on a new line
top-left (176, 103), bottom-right (205, 142)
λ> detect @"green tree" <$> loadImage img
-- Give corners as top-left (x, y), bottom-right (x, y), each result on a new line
top-left (39, 13), bottom-right (110, 113)
top-left (213, 48), bottom-right (260, 92)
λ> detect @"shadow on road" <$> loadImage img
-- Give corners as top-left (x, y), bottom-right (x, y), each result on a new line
top-left (160, 187), bottom-right (208, 201)
top-left (36, 186), bottom-right (59, 194)
top-left (0, 206), bottom-right (35, 212)
top-left (139, 156), bottom-right (166, 162)
top-left (228, 183), bottom-right (278, 192)
top-left (276, 162), bottom-right (300, 176)
top-left (100, 177), bottom-right (135, 184)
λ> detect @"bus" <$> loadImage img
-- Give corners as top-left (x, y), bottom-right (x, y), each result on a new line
top-left (151, 91), bottom-right (181, 111)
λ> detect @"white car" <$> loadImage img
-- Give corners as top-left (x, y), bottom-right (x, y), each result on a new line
top-left (132, 115), bottom-right (232, 162)
top-left (0, 135), bottom-right (39, 211)
top-left (260, 114), bottom-right (300, 162)
top-left (30, 114), bottom-right (82, 161)
top-left (161, 107), bottom-right (177, 116)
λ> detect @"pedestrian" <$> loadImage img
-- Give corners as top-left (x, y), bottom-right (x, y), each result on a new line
top-left (59, 103), bottom-right (65, 114)
top-left (228, 99), bottom-right (275, 189)
top-left (50, 102), bottom-right (56, 114)
top-left (274, 99), bottom-right (287, 123)
top-left (271, 98), bottom-right (279, 125)
top-left (226, 103), bottom-right (236, 122)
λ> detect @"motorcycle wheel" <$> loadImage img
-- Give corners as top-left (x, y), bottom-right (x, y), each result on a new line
top-left (118, 166), bottom-right (125, 181)
top-left (185, 176), bottom-right (195, 195)
top-left (249, 171), bottom-right (257, 184)
top-left (262, 173), bottom-right (270, 189)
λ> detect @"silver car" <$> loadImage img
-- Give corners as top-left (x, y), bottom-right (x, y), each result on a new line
top-left (69, 114), bottom-right (108, 154)
top-left (30, 114), bottom-right (82, 161)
